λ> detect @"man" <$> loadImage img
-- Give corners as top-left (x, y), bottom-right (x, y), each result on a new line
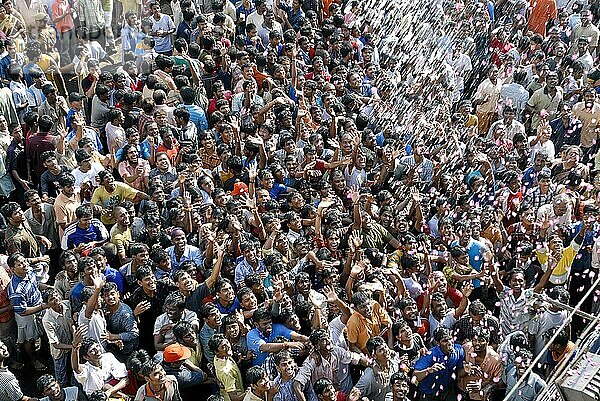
top-left (53, 174), bottom-right (81, 238)
top-left (246, 308), bottom-right (306, 366)
top-left (38, 84), bottom-right (69, 135)
top-left (414, 327), bottom-right (465, 400)
top-left (572, 87), bottom-right (600, 161)
top-left (162, 343), bottom-right (207, 389)
top-left (198, 303), bottom-right (222, 364)
top-left (77, 0), bottom-right (106, 48)
top-left (61, 205), bottom-right (109, 252)
top-left (119, 243), bottom-right (150, 293)
top-left (26, 115), bottom-right (57, 183)
top-left (525, 71), bottom-right (563, 133)
top-left (473, 65), bottom-right (502, 134)
top-left (39, 151), bottom-right (71, 203)
top-left (148, 0), bottom-right (175, 55)
top-left (294, 329), bottom-right (369, 400)
top-left (134, 360), bottom-right (182, 401)
top-left (346, 291), bottom-right (391, 354)
top-left (243, 366), bottom-right (270, 401)
top-left (257, 8), bottom-right (282, 47)
top-left (51, 0), bottom-right (76, 65)
top-left (6, 122), bottom-right (30, 200)
top-left (454, 300), bottom-right (502, 347)
top-left (90, 84), bottom-right (110, 134)
top-left (149, 152), bottom-right (178, 192)
top-left (234, 241), bottom-right (267, 287)
top-left (69, 257), bottom-right (99, 311)
top-left (0, 338), bottom-right (38, 401)
top-left (41, 289), bottom-right (73, 387)
top-left (2, 202), bottom-right (52, 283)
top-left (502, 349), bottom-right (546, 401)
top-left (487, 106), bottom-right (525, 141)
top-left (458, 327), bottom-right (502, 401)
top-left (353, 336), bottom-right (400, 401)
top-left (101, 282), bottom-right (138, 362)
top-left (72, 334), bottom-right (129, 397)
top-left (549, 102), bottom-right (581, 152)
top-left (127, 266), bottom-right (176, 353)
top-left (168, 228), bottom-right (204, 274)
top-left (110, 206), bottom-right (133, 265)
top-left (209, 334), bottom-right (244, 401)
top-left (6, 253), bottom-right (50, 371)
top-left (37, 373), bottom-right (79, 401)
top-left (24, 189), bottom-right (60, 253)
top-left (91, 170), bottom-right (148, 225)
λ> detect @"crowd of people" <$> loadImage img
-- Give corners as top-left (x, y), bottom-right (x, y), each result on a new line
top-left (0, 0), bottom-right (598, 400)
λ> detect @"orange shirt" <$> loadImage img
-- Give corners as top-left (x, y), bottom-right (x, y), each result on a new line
top-left (346, 301), bottom-right (391, 353)
top-left (527, 0), bottom-right (557, 36)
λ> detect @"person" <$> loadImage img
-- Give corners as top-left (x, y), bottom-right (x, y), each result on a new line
top-left (0, 338), bottom-right (37, 401)
top-left (209, 334), bottom-right (244, 401)
top-left (71, 327), bottom-right (129, 397)
top-left (41, 289), bottom-right (74, 387)
top-left (294, 329), bottom-right (369, 399)
top-left (243, 366), bottom-right (270, 401)
top-left (134, 360), bottom-right (182, 401)
top-left (101, 282), bottom-right (139, 362)
top-left (36, 374), bottom-right (79, 401)
top-left (246, 307), bottom-right (306, 367)
top-left (414, 327), bottom-right (464, 400)
top-left (6, 252), bottom-right (50, 371)
top-left (457, 327), bottom-right (502, 401)
top-left (352, 336), bottom-right (400, 401)
top-left (61, 204), bottom-right (109, 252)
top-left (502, 349), bottom-right (546, 401)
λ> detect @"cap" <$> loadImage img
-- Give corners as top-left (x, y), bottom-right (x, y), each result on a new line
top-left (230, 182), bottom-right (248, 196)
top-left (163, 344), bottom-right (192, 363)
top-left (33, 12), bottom-right (48, 21)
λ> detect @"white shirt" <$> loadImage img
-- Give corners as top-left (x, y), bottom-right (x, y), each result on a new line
top-left (75, 353), bottom-right (128, 395)
top-left (72, 162), bottom-right (104, 191)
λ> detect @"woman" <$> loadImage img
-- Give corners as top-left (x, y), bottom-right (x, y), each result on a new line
top-left (118, 143), bottom-right (151, 191)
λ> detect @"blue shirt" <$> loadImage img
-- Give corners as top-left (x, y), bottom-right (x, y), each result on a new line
top-left (167, 245), bottom-right (204, 275)
top-left (183, 104), bottom-right (208, 133)
top-left (247, 323), bottom-right (294, 366)
top-left (269, 183), bottom-right (288, 200)
top-left (104, 267), bottom-right (125, 294)
top-left (568, 221), bottom-right (599, 272)
top-left (7, 271), bottom-right (42, 314)
top-left (214, 298), bottom-right (242, 315)
top-left (414, 344), bottom-right (464, 395)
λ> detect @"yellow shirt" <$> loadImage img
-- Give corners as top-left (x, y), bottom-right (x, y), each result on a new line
top-left (110, 225), bottom-right (132, 257)
top-left (91, 182), bottom-right (139, 225)
top-left (536, 241), bottom-right (581, 285)
top-left (214, 356), bottom-right (244, 401)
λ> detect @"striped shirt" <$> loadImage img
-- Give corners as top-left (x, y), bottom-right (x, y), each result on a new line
top-left (7, 271), bottom-right (42, 315)
top-left (0, 367), bottom-right (24, 401)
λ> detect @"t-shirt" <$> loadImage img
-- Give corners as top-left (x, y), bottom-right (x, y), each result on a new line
top-left (91, 182), bottom-right (139, 225)
top-left (414, 344), bottom-right (465, 395)
top-left (246, 323), bottom-right (294, 366)
top-left (151, 14), bottom-right (175, 53)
